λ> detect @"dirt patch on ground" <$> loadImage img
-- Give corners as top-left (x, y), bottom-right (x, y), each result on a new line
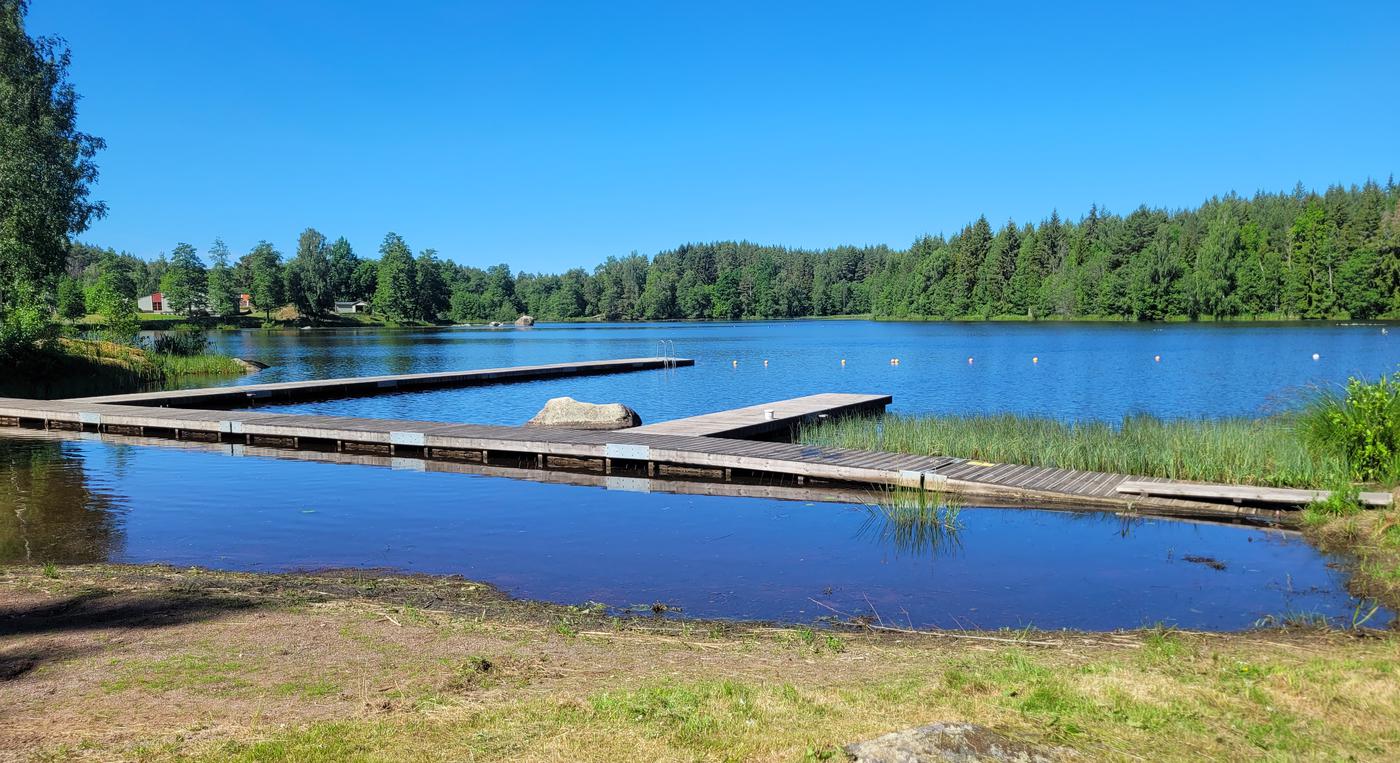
top-left (2, 563), bottom-right (1398, 762)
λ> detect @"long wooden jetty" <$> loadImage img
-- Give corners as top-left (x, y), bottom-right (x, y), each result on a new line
top-left (3, 393), bottom-right (1371, 524)
top-left (631, 393), bottom-right (891, 438)
top-left (71, 357), bottom-right (692, 408)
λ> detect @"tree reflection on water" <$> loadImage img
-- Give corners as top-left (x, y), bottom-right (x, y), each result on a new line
top-left (0, 434), bottom-right (124, 564)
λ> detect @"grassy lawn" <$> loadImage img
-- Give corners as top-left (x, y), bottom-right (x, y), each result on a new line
top-left (1, 564), bottom-right (1397, 762)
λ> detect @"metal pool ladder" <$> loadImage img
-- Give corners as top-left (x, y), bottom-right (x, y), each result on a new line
top-left (655, 339), bottom-right (678, 372)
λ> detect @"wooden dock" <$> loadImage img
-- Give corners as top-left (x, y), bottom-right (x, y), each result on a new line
top-left (2, 392), bottom-right (1369, 524)
top-left (70, 357), bottom-right (693, 408)
top-left (1116, 480), bottom-right (1393, 508)
top-left (630, 393), bottom-right (891, 438)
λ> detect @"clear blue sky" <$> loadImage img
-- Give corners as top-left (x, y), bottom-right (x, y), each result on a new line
top-left (28, 0), bottom-right (1400, 272)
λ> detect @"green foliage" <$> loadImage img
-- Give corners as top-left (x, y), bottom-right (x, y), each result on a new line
top-left (1302, 484), bottom-right (1365, 526)
top-left (803, 413), bottom-right (1349, 488)
top-left (373, 233), bottom-right (418, 322)
top-left (55, 275), bottom-right (85, 318)
top-left (0, 0), bottom-right (105, 358)
top-left (205, 238), bottom-right (240, 316)
top-left (285, 227), bottom-right (334, 317)
top-left (1300, 373), bottom-right (1400, 483)
top-left (159, 242), bottom-right (207, 315)
top-left (151, 325), bottom-right (209, 356)
top-left (246, 241), bottom-right (284, 319)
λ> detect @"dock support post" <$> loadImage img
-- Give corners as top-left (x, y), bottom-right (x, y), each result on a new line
top-left (536, 454), bottom-right (545, 468)
top-left (604, 458), bottom-right (612, 474)
top-left (481, 450), bottom-right (489, 464)
top-left (723, 467), bottom-right (733, 481)
top-left (647, 462), bottom-right (656, 476)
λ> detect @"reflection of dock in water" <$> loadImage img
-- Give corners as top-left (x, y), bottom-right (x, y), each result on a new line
top-left (1, 358), bottom-right (1386, 526)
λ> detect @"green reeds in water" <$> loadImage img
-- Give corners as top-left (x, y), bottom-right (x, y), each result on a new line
top-left (804, 413), bottom-right (1349, 489)
top-left (858, 487), bottom-right (963, 558)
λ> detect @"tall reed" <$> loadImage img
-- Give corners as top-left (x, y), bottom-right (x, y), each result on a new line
top-left (803, 413), bottom-right (1348, 488)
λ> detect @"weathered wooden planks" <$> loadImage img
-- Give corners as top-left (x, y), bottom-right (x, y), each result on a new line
top-left (1116, 480), bottom-right (1393, 508)
top-left (0, 392), bottom-right (1314, 524)
top-left (67, 357), bottom-right (694, 408)
top-left (630, 393), bottom-right (891, 437)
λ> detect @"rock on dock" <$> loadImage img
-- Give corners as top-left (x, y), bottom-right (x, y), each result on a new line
top-left (525, 396), bottom-right (642, 430)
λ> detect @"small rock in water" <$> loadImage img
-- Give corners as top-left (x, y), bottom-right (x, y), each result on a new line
top-left (525, 396), bottom-right (642, 431)
top-left (233, 358), bottom-right (270, 372)
top-left (845, 722), bottom-right (1064, 763)
top-left (514, 314), bottom-right (535, 326)
top-left (489, 321), bottom-right (502, 327)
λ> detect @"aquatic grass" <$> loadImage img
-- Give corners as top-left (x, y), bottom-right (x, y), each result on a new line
top-left (803, 413), bottom-right (1349, 489)
top-left (858, 487), bottom-right (963, 558)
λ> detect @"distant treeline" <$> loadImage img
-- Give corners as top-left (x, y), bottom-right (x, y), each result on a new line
top-left (66, 179), bottom-right (1400, 325)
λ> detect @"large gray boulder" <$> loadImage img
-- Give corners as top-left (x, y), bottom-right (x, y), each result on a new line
top-left (515, 314), bottom-right (535, 326)
top-left (845, 723), bottom-right (1063, 763)
top-left (525, 396), bottom-right (642, 430)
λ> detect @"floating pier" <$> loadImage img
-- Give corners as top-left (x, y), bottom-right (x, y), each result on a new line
top-left (631, 393), bottom-right (891, 438)
top-left (1, 394), bottom-right (1359, 525)
top-left (2, 358), bottom-right (1388, 526)
top-left (70, 357), bottom-right (693, 408)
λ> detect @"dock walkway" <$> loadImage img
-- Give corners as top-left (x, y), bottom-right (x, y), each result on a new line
top-left (630, 393), bottom-right (891, 438)
top-left (0, 395), bottom-right (1316, 523)
top-left (72, 357), bottom-right (692, 408)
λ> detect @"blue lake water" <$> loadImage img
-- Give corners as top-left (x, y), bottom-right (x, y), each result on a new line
top-left (203, 320), bottom-right (1399, 424)
top-left (3, 320), bottom-right (1395, 631)
top-left (0, 431), bottom-right (1378, 631)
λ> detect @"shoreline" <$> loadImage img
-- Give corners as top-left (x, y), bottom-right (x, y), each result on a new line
top-left (3, 562), bottom-right (1398, 761)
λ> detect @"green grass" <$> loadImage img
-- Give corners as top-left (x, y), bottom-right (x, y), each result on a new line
top-left (801, 413), bottom-right (1349, 488)
top-left (1, 338), bottom-right (247, 397)
top-left (102, 654), bottom-right (254, 695)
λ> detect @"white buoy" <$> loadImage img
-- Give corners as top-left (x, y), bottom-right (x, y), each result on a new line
top-left (1312, 353), bottom-right (1320, 361)
top-left (840, 359), bottom-right (846, 367)
top-left (967, 357), bottom-right (974, 365)
top-left (1032, 356), bottom-right (1038, 364)
top-left (1154, 355), bottom-right (1161, 362)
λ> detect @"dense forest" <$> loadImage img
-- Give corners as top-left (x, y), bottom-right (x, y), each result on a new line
top-left (62, 179), bottom-right (1400, 326)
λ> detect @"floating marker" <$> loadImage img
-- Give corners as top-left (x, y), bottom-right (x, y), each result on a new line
top-left (732, 359), bottom-right (738, 367)
top-left (1154, 355), bottom-right (1161, 362)
top-left (1032, 356), bottom-right (1038, 364)
top-left (763, 359), bottom-right (769, 367)
top-left (1312, 353), bottom-right (1320, 361)
top-left (967, 357), bottom-right (974, 365)
top-left (840, 359), bottom-right (846, 366)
